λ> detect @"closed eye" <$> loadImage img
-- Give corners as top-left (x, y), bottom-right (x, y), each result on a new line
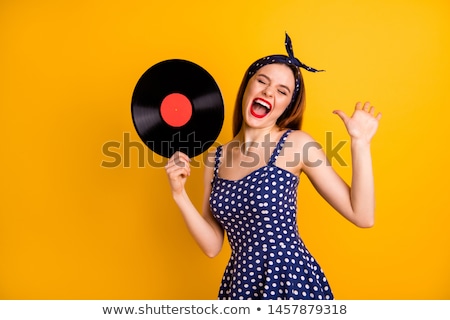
top-left (257, 73), bottom-right (292, 96)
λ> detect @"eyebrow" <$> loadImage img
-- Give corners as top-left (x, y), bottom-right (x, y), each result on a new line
top-left (257, 73), bottom-right (292, 93)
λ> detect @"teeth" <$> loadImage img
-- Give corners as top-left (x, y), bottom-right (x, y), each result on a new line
top-left (254, 99), bottom-right (271, 110)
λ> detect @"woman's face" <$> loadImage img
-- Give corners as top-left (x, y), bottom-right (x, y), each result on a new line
top-left (242, 63), bottom-right (295, 130)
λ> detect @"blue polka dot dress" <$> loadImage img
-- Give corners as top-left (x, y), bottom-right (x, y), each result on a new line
top-left (209, 130), bottom-right (334, 300)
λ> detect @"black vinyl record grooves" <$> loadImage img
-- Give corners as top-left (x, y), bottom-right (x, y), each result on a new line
top-left (131, 59), bottom-right (224, 158)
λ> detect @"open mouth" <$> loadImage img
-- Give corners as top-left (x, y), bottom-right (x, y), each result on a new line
top-left (250, 98), bottom-right (272, 118)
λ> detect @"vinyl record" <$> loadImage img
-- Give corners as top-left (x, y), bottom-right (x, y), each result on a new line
top-left (131, 59), bottom-right (224, 158)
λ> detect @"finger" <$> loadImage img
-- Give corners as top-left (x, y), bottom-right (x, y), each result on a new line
top-left (166, 164), bottom-right (190, 178)
top-left (166, 152), bottom-right (178, 167)
top-left (165, 156), bottom-right (177, 169)
top-left (333, 110), bottom-right (350, 123)
top-left (165, 155), bottom-right (191, 173)
top-left (175, 151), bottom-right (191, 163)
top-left (375, 112), bottom-right (382, 121)
top-left (174, 166), bottom-right (190, 177)
top-left (355, 101), bottom-right (363, 110)
top-left (362, 101), bottom-right (371, 112)
top-left (170, 151), bottom-right (190, 162)
top-left (369, 106), bottom-right (376, 116)
top-left (173, 159), bottom-right (191, 176)
top-left (168, 161), bottom-right (191, 175)
top-left (166, 151), bottom-right (190, 167)
top-left (176, 153), bottom-right (191, 169)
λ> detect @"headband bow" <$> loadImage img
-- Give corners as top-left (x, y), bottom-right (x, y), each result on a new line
top-left (247, 32), bottom-right (324, 108)
top-left (284, 32), bottom-right (324, 73)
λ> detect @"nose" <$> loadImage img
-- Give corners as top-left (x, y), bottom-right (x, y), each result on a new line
top-left (262, 85), bottom-right (274, 97)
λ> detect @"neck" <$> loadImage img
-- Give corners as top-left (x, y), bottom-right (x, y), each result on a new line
top-left (237, 125), bottom-right (274, 142)
top-left (235, 125), bottom-right (281, 155)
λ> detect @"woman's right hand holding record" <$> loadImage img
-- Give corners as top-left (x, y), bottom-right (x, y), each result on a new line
top-left (165, 151), bottom-right (191, 196)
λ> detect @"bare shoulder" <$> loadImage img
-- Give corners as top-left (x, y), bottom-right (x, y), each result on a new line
top-left (279, 130), bottom-right (325, 173)
top-left (285, 129), bottom-right (318, 148)
top-left (203, 147), bottom-right (219, 172)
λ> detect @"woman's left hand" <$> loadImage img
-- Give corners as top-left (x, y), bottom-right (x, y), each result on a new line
top-left (333, 101), bottom-right (382, 144)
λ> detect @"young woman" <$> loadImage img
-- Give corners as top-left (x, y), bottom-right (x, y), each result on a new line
top-left (165, 33), bottom-right (382, 300)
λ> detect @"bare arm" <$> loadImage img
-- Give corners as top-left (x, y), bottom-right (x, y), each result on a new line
top-left (165, 151), bottom-right (224, 257)
top-left (301, 102), bottom-right (382, 227)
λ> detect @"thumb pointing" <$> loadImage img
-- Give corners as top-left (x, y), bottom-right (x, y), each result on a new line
top-left (333, 110), bottom-right (350, 123)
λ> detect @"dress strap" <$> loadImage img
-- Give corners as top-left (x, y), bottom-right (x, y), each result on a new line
top-left (268, 129), bottom-right (292, 166)
top-left (212, 145), bottom-right (223, 184)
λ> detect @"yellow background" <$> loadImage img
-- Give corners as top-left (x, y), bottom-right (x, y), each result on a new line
top-left (1, 0), bottom-right (449, 299)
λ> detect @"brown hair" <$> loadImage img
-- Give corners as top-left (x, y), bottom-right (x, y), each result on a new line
top-left (232, 63), bottom-right (306, 137)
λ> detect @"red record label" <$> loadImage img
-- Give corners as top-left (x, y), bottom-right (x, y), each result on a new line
top-left (160, 93), bottom-right (192, 127)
